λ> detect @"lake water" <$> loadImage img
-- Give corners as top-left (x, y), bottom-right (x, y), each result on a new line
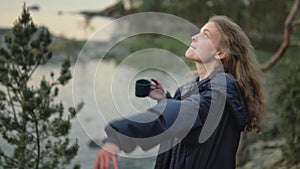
top-left (0, 0), bottom-right (116, 41)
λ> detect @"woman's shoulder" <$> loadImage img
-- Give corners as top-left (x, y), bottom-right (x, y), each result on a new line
top-left (221, 73), bottom-right (244, 97)
top-left (209, 73), bottom-right (241, 92)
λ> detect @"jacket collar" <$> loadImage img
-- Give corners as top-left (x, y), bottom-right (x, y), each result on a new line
top-left (195, 68), bottom-right (224, 87)
top-left (181, 68), bottom-right (224, 97)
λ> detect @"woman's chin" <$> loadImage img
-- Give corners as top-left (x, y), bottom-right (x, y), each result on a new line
top-left (185, 48), bottom-right (195, 58)
top-left (186, 50), bottom-right (199, 62)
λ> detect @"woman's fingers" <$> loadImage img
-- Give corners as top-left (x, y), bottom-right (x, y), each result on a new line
top-left (97, 151), bottom-right (103, 169)
top-left (111, 155), bottom-right (119, 169)
top-left (104, 154), bottom-right (109, 169)
top-left (151, 78), bottom-right (160, 85)
top-left (94, 142), bottom-right (120, 169)
top-left (151, 78), bottom-right (164, 91)
top-left (100, 155), bottom-right (104, 169)
top-left (93, 154), bottom-right (100, 169)
top-left (95, 150), bottom-right (108, 169)
top-left (150, 85), bottom-right (156, 90)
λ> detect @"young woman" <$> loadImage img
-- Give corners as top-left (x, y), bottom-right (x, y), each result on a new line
top-left (94, 15), bottom-right (264, 169)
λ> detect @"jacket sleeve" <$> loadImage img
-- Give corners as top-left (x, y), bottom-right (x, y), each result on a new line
top-left (104, 86), bottom-right (220, 153)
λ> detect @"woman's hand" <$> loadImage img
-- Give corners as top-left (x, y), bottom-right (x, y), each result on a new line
top-left (149, 78), bottom-right (166, 101)
top-left (93, 142), bottom-right (120, 169)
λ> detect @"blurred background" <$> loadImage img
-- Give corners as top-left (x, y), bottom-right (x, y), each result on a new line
top-left (0, 0), bottom-right (300, 169)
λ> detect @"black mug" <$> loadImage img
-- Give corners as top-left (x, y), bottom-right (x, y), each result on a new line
top-left (135, 79), bottom-right (151, 97)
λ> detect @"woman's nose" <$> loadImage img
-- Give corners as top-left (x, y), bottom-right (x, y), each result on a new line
top-left (192, 34), bottom-right (198, 42)
top-left (192, 35), bottom-right (196, 42)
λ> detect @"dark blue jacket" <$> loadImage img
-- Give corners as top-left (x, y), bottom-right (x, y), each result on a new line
top-left (104, 70), bottom-right (250, 169)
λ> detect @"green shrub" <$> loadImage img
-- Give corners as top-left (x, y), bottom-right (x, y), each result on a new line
top-left (0, 4), bottom-right (83, 169)
top-left (276, 60), bottom-right (300, 164)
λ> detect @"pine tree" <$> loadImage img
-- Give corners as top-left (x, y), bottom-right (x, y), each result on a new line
top-left (0, 4), bottom-right (83, 169)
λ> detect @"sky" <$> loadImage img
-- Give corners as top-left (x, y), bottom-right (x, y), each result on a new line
top-left (0, 0), bottom-right (117, 40)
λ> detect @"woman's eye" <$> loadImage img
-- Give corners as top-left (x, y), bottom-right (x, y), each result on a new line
top-left (199, 33), bottom-right (208, 38)
top-left (203, 34), bottom-right (208, 38)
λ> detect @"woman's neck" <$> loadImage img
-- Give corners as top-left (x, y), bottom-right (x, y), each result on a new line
top-left (196, 62), bottom-right (218, 81)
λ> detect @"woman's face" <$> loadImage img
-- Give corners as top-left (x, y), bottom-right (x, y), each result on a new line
top-left (185, 22), bottom-right (222, 63)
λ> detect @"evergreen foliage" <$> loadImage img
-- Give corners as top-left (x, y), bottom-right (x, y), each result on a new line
top-left (0, 4), bottom-right (83, 169)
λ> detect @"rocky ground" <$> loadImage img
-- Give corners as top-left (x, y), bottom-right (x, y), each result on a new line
top-left (237, 110), bottom-right (300, 169)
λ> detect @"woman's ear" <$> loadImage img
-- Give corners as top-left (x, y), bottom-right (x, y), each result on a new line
top-left (215, 50), bottom-right (228, 60)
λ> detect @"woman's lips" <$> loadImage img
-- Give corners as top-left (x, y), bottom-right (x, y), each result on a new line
top-left (190, 45), bottom-right (196, 50)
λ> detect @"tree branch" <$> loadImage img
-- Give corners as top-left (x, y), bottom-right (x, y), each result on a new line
top-left (292, 19), bottom-right (300, 27)
top-left (0, 151), bottom-right (19, 167)
top-left (28, 59), bottom-right (41, 81)
top-left (290, 41), bottom-right (300, 46)
top-left (6, 87), bottom-right (18, 123)
top-left (34, 119), bottom-right (40, 169)
top-left (260, 0), bottom-right (299, 72)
